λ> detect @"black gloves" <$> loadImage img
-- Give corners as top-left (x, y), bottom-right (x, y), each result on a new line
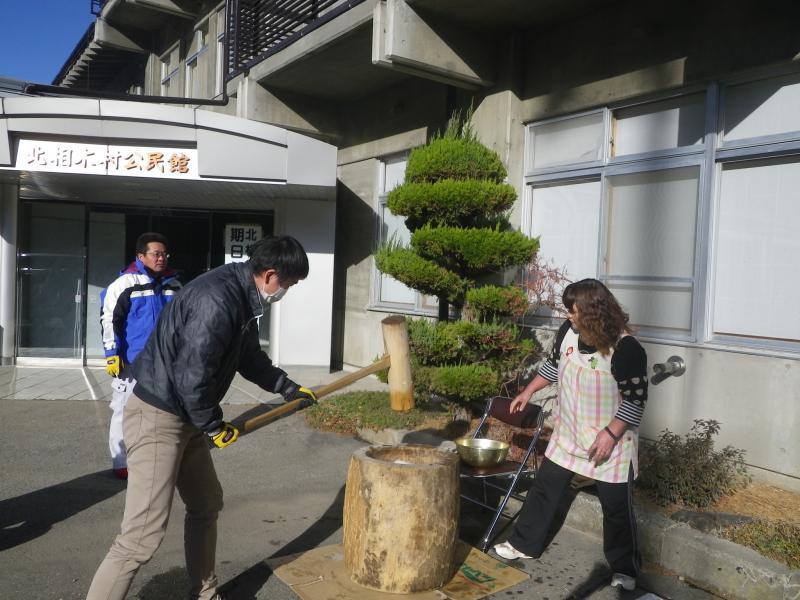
top-left (280, 378), bottom-right (318, 409)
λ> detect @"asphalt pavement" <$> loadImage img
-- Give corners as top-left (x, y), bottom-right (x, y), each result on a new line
top-left (0, 397), bottom-right (720, 600)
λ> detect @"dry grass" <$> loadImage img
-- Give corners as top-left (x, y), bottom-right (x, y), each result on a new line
top-left (720, 519), bottom-right (800, 569)
top-left (637, 483), bottom-right (800, 569)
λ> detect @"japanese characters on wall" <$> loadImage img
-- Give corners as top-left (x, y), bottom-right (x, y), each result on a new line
top-left (16, 139), bottom-right (198, 179)
top-left (224, 224), bottom-right (263, 264)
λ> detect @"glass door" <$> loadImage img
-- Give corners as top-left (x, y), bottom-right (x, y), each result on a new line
top-left (16, 202), bottom-right (87, 362)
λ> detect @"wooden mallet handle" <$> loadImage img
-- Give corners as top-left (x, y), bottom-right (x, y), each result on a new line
top-left (242, 355), bottom-right (391, 433)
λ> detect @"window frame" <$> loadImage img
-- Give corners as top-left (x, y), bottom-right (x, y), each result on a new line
top-left (523, 71), bottom-right (800, 355)
top-left (369, 154), bottom-right (439, 316)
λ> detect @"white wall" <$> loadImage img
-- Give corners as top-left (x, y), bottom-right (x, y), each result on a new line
top-left (271, 198), bottom-right (336, 366)
top-left (641, 342), bottom-right (800, 491)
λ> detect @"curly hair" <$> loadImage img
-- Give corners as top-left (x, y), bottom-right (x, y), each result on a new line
top-left (562, 279), bottom-right (631, 355)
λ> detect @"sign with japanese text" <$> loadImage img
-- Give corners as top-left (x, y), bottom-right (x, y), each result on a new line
top-left (225, 224), bottom-right (263, 264)
top-left (16, 139), bottom-right (198, 179)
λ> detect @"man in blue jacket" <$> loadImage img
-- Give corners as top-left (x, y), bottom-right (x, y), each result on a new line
top-left (99, 232), bottom-right (181, 479)
top-left (87, 235), bottom-right (317, 600)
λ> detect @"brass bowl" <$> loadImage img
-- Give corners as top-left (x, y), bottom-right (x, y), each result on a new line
top-left (454, 437), bottom-right (510, 467)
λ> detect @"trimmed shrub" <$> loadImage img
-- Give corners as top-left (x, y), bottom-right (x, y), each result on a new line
top-left (411, 226), bottom-right (539, 276)
top-left (405, 137), bottom-right (507, 184)
top-left (387, 179), bottom-right (516, 230)
top-left (638, 419), bottom-right (751, 508)
top-left (408, 319), bottom-right (536, 383)
top-left (426, 364), bottom-right (501, 403)
top-left (375, 246), bottom-right (469, 302)
top-left (465, 285), bottom-right (529, 321)
top-left (375, 109), bottom-right (541, 409)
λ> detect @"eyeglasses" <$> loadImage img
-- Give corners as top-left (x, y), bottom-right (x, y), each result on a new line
top-left (144, 251), bottom-right (170, 259)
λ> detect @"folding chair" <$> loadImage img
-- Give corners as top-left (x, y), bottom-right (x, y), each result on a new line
top-left (459, 395), bottom-right (549, 551)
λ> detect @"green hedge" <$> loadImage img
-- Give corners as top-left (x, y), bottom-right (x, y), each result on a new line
top-left (408, 319), bottom-right (533, 367)
top-left (465, 285), bottom-right (529, 321)
top-left (411, 226), bottom-right (539, 275)
top-left (387, 179), bottom-right (516, 229)
top-left (375, 246), bottom-right (469, 302)
top-left (405, 138), bottom-right (507, 183)
top-left (414, 364), bottom-right (501, 403)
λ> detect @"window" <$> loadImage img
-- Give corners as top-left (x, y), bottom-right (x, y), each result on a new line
top-left (373, 156), bottom-right (438, 313)
top-left (527, 112), bottom-right (604, 171)
top-left (722, 73), bottom-right (800, 143)
top-left (528, 179), bottom-right (601, 282)
top-left (713, 157), bottom-right (800, 343)
top-left (604, 166), bottom-right (700, 335)
top-left (611, 94), bottom-right (705, 157)
top-left (525, 70), bottom-right (800, 353)
top-left (160, 43), bottom-right (180, 96)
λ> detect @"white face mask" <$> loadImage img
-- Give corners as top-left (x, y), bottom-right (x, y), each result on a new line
top-left (260, 285), bottom-right (287, 304)
top-left (259, 273), bottom-right (288, 304)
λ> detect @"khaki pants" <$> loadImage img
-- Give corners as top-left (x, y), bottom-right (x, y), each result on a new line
top-left (87, 394), bottom-right (224, 600)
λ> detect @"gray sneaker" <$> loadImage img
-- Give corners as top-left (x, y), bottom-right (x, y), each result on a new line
top-left (610, 572), bottom-right (636, 591)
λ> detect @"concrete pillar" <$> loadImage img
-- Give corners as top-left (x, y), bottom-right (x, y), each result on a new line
top-left (0, 183), bottom-right (18, 364)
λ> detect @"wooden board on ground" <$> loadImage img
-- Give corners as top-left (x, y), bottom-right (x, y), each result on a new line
top-left (268, 541), bottom-right (529, 600)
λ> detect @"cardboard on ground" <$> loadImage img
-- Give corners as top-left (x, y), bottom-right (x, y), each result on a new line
top-left (268, 541), bottom-right (529, 600)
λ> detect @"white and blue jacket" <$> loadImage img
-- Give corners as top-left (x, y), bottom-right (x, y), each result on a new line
top-left (100, 259), bottom-right (182, 365)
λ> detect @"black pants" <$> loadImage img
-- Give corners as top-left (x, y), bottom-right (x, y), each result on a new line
top-left (508, 457), bottom-right (640, 577)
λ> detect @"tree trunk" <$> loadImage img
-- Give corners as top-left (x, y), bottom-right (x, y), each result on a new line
top-left (438, 297), bottom-right (449, 322)
top-left (343, 444), bottom-right (460, 593)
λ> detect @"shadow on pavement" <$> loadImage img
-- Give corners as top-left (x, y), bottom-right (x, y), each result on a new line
top-left (137, 566), bottom-right (190, 600)
top-left (0, 470), bottom-right (125, 551)
top-left (565, 562), bottom-right (614, 598)
top-left (219, 485), bottom-right (346, 599)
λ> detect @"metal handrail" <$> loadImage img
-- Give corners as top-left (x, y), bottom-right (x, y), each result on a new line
top-left (226, 0), bottom-right (367, 81)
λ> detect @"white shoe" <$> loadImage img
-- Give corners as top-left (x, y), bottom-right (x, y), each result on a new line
top-left (610, 572), bottom-right (636, 591)
top-left (492, 541), bottom-right (532, 560)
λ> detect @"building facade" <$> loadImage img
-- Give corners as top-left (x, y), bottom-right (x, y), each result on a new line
top-left (2, 0), bottom-right (799, 489)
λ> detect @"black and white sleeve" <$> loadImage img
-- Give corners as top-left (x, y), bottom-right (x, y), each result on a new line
top-left (538, 319), bottom-right (571, 383)
top-left (611, 336), bottom-right (648, 427)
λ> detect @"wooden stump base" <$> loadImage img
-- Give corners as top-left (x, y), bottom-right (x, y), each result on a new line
top-left (343, 444), bottom-right (460, 593)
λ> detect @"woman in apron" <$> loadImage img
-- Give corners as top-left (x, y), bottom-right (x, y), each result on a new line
top-left (493, 278), bottom-right (648, 592)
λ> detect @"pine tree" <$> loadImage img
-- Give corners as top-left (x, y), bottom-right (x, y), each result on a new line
top-left (375, 111), bottom-right (539, 405)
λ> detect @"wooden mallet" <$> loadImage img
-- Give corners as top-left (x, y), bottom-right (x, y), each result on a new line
top-left (242, 315), bottom-right (412, 433)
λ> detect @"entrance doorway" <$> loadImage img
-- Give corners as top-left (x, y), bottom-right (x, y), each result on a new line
top-left (16, 200), bottom-right (273, 364)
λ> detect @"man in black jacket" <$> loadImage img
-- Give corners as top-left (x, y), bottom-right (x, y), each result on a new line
top-left (86, 236), bottom-right (317, 600)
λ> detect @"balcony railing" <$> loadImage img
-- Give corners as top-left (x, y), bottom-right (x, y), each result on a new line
top-left (226, 0), bottom-right (367, 80)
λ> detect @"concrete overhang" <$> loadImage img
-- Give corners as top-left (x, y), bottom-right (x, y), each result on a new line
top-left (55, 23), bottom-right (148, 89)
top-left (246, 1), bottom-right (413, 102)
top-left (0, 97), bottom-right (336, 205)
top-left (244, 0), bottom-right (496, 100)
top-left (406, 0), bottom-right (621, 31)
top-left (372, 0), bottom-right (494, 89)
top-left (100, 0), bottom-right (199, 29)
top-left (54, 0), bottom-right (199, 87)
